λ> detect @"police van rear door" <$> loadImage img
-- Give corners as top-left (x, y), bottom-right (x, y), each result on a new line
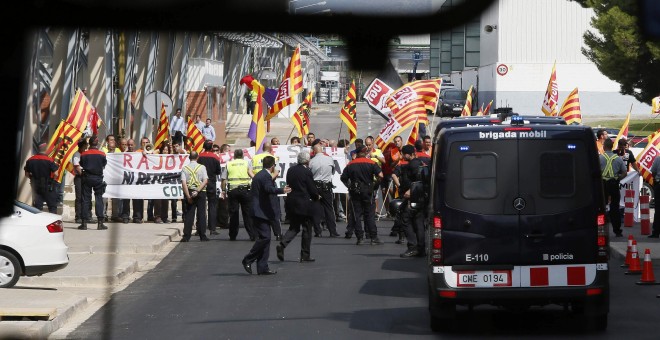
top-left (440, 125), bottom-right (599, 288)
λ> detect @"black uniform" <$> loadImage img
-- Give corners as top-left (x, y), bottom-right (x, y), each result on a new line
top-left (79, 148), bottom-right (107, 227)
top-left (24, 153), bottom-right (58, 213)
top-left (396, 157), bottom-right (428, 256)
top-left (198, 151), bottom-right (222, 234)
top-left (340, 157), bottom-right (382, 242)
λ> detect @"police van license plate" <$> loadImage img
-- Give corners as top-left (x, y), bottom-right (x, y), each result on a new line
top-left (452, 107), bottom-right (462, 112)
top-left (456, 271), bottom-right (511, 287)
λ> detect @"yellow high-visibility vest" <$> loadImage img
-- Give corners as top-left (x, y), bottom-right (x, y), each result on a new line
top-left (601, 153), bottom-right (618, 180)
top-left (252, 152), bottom-right (279, 173)
top-left (227, 159), bottom-right (251, 188)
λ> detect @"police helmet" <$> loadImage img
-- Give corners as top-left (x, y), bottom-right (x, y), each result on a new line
top-left (389, 199), bottom-right (404, 217)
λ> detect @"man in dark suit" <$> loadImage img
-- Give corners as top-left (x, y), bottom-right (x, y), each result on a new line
top-left (242, 156), bottom-right (291, 275)
top-left (276, 151), bottom-right (321, 262)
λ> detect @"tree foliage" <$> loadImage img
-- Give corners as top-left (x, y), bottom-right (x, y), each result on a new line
top-left (572, 0), bottom-right (660, 103)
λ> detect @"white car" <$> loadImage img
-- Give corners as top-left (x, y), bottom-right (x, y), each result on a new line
top-left (0, 200), bottom-right (69, 288)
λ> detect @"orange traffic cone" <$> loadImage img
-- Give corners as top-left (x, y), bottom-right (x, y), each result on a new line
top-left (621, 235), bottom-right (634, 268)
top-left (625, 240), bottom-right (642, 275)
top-left (636, 249), bottom-right (660, 285)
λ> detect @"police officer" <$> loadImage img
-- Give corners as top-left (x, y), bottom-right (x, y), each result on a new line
top-left (599, 138), bottom-right (626, 237)
top-left (24, 143), bottom-right (58, 213)
top-left (222, 149), bottom-right (255, 241)
top-left (340, 145), bottom-right (384, 245)
top-left (198, 140), bottom-right (222, 236)
top-left (309, 144), bottom-right (340, 237)
top-left (397, 145), bottom-right (429, 257)
top-left (78, 135), bottom-right (108, 230)
top-left (181, 151), bottom-right (209, 242)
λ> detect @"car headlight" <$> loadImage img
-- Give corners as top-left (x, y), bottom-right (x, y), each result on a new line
top-left (442, 103), bottom-right (450, 107)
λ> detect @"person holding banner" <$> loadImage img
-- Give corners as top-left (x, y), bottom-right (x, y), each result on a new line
top-left (78, 135), bottom-right (108, 231)
top-left (24, 143), bottom-right (58, 214)
top-left (180, 151), bottom-right (209, 242)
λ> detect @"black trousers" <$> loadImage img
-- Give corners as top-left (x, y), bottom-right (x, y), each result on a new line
top-left (73, 175), bottom-right (87, 219)
top-left (281, 213), bottom-right (313, 258)
top-left (228, 187), bottom-right (254, 239)
top-left (603, 179), bottom-right (622, 235)
top-left (31, 181), bottom-right (58, 214)
top-left (401, 202), bottom-right (426, 253)
top-left (206, 191), bottom-right (218, 231)
top-left (244, 217), bottom-right (272, 274)
top-left (348, 194), bottom-right (377, 239)
top-left (313, 189), bottom-right (338, 235)
top-left (183, 194), bottom-right (207, 239)
top-left (82, 175), bottom-right (104, 220)
top-left (217, 196), bottom-right (229, 228)
top-left (123, 199), bottom-right (144, 221)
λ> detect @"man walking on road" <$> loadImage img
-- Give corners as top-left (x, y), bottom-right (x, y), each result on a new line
top-left (224, 149), bottom-right (255, 241)
top-left (198, 141), bottom-right (222, 236)
top-left (242, 156), bottom-right (290, 275)
top-left (276, 151), bottom-right (319, 263)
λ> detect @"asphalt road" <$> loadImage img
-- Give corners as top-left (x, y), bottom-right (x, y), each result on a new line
top-left (64, 219), bottom-right (660, 339)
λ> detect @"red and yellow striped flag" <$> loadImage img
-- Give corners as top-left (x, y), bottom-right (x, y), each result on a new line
top-left (558, 87), bottom-right (582, 125)
top-left (46, 120), bottom-right (83, 183)
top-left (375, 79), bottom-right (441, 149)
top-left (292, 90), bottom-right (313, 138)
top-left (154, 101), bottom-right (170, 150)
top-left (475, 103), bottom-right (485, 116)
top-left (636, 130), bottom-right (660, 184)
top-left (65, 89), bottom-right (95, 132)
top-left (460, 85), bottom-right (473, 117)
top-left (266, 45), bottom-right (303, 120)
top-left (340, 80), bottom-right (358, 143)
top-left (614, 106), bottom-right (632, 147)
top-left (541, 61), bottom-right (559, 116)
top-left (186, 116), bottom-right (205, 153)
top-left (483, 100), bottom-right (493, 116)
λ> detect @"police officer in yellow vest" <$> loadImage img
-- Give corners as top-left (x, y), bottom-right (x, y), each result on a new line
top-left (181, 151), bottom-right (209, 242)
top-left (222, 149), bottom-right (255, 241)
top-left (599, 138), bottom-right (626, 237)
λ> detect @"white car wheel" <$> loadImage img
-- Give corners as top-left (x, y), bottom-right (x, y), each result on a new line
top-left (0, 249), bottom-right (21, 288)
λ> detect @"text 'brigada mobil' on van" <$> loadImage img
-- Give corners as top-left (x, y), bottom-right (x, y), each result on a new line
top-left (427, 114), bottom-right (609, 332)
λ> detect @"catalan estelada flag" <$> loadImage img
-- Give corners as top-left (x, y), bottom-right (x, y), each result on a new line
top-left (558, 87), bottom-right (582, 125)
top-left (248, 79), bottom-right (267, 152)
top-left (375, 79), bottom-right (441, 149)
top-left (340, 80), bottom-right (358, 143)
top-left (186, 115), bottom-right (205, 153)
top-left (460, 85), bottom-right (474, 117)
top-left (541, 61), bottom-right (559, 116)
top-left (154, 101), bottom-right (170, 150)
top-left (266, 45), bottom-right (303, 120)
top-left (65, 89), bottom-right (95, 133)
top-left (292, 90), bottom-right (313, 138)
top-left (46, 120), bottom-right (83, 183)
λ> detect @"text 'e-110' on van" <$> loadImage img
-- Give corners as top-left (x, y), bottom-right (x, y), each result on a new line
top-left (427, 117), bottom-right (609, 332)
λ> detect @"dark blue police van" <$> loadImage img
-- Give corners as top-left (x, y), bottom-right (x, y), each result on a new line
top-left (427, 116), bottom-right (609, 332)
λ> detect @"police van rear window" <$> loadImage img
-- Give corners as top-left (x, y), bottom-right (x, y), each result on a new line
top-left (444, 139), bottom-right (592, 215)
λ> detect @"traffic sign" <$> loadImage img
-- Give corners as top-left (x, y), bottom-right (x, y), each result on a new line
top-left (143, 91), bottom-right (173, 119)
top-left (497, 64), bottom-right (509, 76)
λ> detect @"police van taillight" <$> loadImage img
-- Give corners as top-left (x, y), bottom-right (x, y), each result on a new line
top-left (596, 213), bottom-right (608, 261)
top-left (431, 215), bottom-right (443, 264)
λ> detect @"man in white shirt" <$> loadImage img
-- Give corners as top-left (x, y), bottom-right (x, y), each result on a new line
top-left (170, 108), bottom-right (186, 146)
top-left (194, 115), bottom-right (205, 132)
top-left (201, 118), bottom-right (216, 142)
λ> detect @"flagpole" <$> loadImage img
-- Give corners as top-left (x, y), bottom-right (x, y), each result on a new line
top-left (430, 111), bottom-right (438, 139)
top-left (337, 120), bottom-right (344, 143)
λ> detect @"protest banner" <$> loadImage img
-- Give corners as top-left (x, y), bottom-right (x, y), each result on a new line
top-left (102, 146), bottom-right (349, 199)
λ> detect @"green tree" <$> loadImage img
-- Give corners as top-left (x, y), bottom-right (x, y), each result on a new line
top-left (572, 0), bottom-right (660, 103)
